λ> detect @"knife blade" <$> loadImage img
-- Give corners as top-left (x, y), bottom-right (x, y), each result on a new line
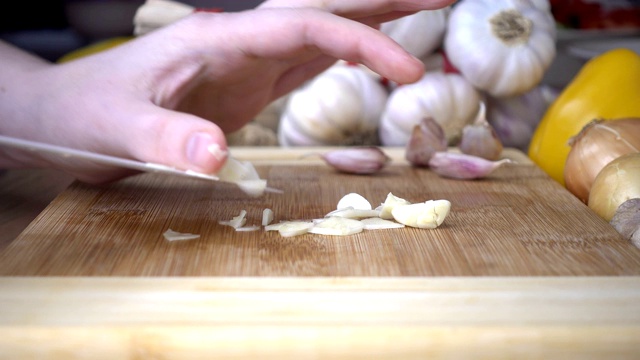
top-left (0, 134), bottom-right (280, 195)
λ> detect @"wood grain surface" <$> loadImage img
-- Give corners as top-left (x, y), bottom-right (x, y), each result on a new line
top-left (0, 276), bottom-right (638, 360)
top-left (1, 148), bottom-right (638, 276)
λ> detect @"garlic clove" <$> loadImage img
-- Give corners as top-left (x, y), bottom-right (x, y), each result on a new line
top-left (405, 117), bottom-right (448, 167)
top-left (316, 147), bottom-right (391, 174)
top-left (378, 192), bottom-right (411, 220)
top-left (391, 200), bottom-right (451, 229)
top-left (459, 102), bottom-right (504, 160)
top-left (428, 152), bottom-right (511, 180)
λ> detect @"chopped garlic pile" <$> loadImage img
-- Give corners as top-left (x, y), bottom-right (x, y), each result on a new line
top-left (216, 192), bottom-right (451, 238)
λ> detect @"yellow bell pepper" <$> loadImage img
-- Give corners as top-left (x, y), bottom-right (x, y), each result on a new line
top-left (57, 37), bottom-right (131, 63)
top-left (528, 48), bottom-right (640, 185)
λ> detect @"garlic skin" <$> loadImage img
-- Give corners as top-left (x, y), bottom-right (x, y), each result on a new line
top-left (428, 152), bottom-right (511, 180)
top-left (459, 103), bottom-right (504, 160)
top-left (278, 64), bottom-right (388, 146)
top-left (444, 0), bottom-right (556, 97)
top-left (318, 147), bottom-right (391, 175)
top-left (405, 117), bottom-right (448, 167)
top-left (380, 72), bottom-right (481, 146)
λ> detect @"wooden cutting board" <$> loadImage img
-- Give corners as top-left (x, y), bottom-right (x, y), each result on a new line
top-left (1, 147), bottom-right (639, 276)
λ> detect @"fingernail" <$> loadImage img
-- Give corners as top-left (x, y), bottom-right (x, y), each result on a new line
top-left (186, 132), bottom-right (227, 169)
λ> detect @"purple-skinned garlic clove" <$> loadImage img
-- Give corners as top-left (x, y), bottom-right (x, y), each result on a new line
top-left (317, 146), bottom-right (391, 174)
top-left (428, 151), bottom-right (511, 180)
top-left (405, 117), bottom-right (448, 167)
top-left (459, 102), bottom-right (504, 161)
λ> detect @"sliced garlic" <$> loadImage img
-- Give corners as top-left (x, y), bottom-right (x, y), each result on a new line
top-left (336, 192), bottom-right (372, 210)
top-left (219, 210), bottom-right (247, 229)
top-left (163, 229), bottom-right (200, 241)
top-left (262, 208), bottom-right (274, 226)
top-left (235, 225), bottom-right (261, 232)
top-left (309, 217), bottom-right (364, 236)
top-left (391, 200), bottom-right (451, 229)
top-left (325, 207), bottom-right (381, 219)
top-left (215, 157), bottom-right (275, 196)
top-left (361, 217), bottom-right (405, 230)
top-left (265, 221), bottom-right (314, 237)
top-left (378, 192), bottom-right (411, 220)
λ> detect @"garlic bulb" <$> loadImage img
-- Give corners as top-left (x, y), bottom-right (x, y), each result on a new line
top-left (380, 9), bottom-right (450, 61)
top-left (485, 85), bottom-right (557, 151)
top-left (379, 72), bottom-right (481, 146)
top-left (444, 0), bottom-right (556, 97)
top-left (278, 64), bottom-right (389, 146)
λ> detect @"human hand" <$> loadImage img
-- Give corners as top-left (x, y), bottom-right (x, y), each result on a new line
top-left (0, 1), bottom-right (454, 184)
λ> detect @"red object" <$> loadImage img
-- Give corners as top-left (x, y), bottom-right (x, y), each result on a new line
top-left (439, 50), bottom-right (460, 74)
top-left (549, 0), bottom-right (640, 30)
top-left (194, 8), bottom-right (223, 13)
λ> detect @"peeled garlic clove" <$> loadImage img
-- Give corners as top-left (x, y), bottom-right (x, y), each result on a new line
top-left (391, 200), bottom-right (451, 229)
top-left (405, 117), bottom-right (448, 167)
top-left (428, 152), bottom-right (511, 180)
top-left (378, 192), bottom-right (411, 220)
top-left (318, 147), bottom-right (391, 174)
top-left (459, 102), bottom-right (504, 161)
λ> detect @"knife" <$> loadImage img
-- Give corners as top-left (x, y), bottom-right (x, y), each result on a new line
top-left (0, 134), bottom-right (280, 195)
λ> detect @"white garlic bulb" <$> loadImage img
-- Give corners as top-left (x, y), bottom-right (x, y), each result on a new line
top-left (379, 72), bottom-right (481, 146)
top-left (278, 64), bottom-right (389, 146)
top-left (444, 0), bottom-right (556, 97)
top-left (380, 8), bottom-right (450, 61)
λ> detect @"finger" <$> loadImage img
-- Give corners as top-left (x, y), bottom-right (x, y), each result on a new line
top-left (190, 9), bottom-right (425, 84)
top-left (116, 104), bottom-right (230, 175)
top-left (259, 0), bottom-right (455, 18)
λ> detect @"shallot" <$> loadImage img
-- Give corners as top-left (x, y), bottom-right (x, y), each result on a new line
top-left (564, 118), bottom-right (640, 203)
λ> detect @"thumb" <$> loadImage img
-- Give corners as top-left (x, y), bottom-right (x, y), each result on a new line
top-left (123, 105), bottom-right (230, 175)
